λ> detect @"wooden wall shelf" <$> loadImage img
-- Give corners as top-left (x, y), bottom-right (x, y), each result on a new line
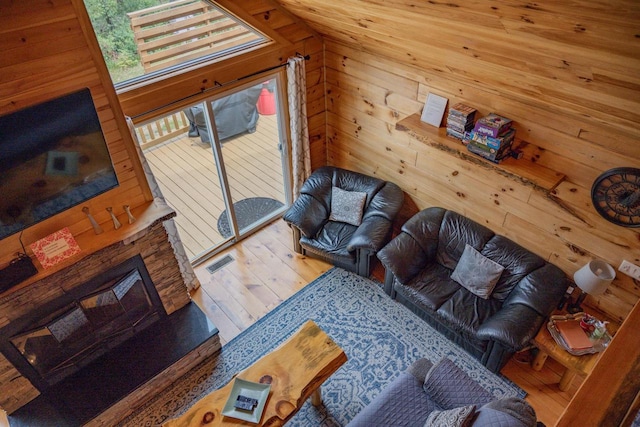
top-left (0, 200), bottom-right (175, 299)
top-left (396, 114), bottom-right (566, 192)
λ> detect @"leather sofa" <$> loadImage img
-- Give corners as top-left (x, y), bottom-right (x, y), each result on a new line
top-left (348, 357), bottom-right (538, 427)
top-left (377, 207), bottom-right (567, 373)
top-left (282, 166), bottom-right (404, 276)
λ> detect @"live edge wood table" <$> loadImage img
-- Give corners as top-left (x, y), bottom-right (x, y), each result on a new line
top-left (163, 320), bottom-right (347, 426)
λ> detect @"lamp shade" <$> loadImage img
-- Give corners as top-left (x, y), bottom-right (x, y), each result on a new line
top-left (573, 260), bottom-right (615, 295)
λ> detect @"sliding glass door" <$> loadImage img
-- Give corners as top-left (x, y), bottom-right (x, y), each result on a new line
top-left (135, 72), bottom-right (290, 264)
top-left (204, 75), bottom-right (289, 249)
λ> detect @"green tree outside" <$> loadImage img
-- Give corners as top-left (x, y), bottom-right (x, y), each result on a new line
top-left (83, 0), bottom-right (165, 83)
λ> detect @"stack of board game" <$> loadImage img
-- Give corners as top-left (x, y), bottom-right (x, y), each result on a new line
top-left (446, 103), bottom-right (476, 140)
top-left (464, 113), bottom-right (516, 163)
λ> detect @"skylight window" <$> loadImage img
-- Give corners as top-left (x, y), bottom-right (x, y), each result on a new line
top-left (84, 0), bottom-right (266, 86)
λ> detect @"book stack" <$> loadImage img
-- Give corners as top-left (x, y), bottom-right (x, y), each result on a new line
top-left (446, 103), bottom-right (476, 140)
top-left (464, 113), bottom-right (515, 163)
top-left (556, 319), bottom-right (593, 351)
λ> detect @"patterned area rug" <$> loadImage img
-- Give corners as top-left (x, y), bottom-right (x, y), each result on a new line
top-left (119, 268), bottom-right (524, 426)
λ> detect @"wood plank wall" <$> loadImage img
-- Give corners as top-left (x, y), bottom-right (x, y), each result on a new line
top-left (0, 0), bottom-right (152, 268)
top-left (219, 0), bottom-right (327, 169)
top-left (274, 0), bottom-right (640, 324)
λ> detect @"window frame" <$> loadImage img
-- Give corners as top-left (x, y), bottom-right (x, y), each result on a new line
top-left (84, 0), bottom-right (274, 91)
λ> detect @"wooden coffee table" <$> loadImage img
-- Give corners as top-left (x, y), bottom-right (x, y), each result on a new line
top-left (163, 320), bottom-right (347, 426)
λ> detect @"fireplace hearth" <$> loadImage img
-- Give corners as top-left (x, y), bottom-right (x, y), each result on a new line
top-left (1, 254), bottom-right (219, 426)
top-left (8, 301), bottom-right (217, 426)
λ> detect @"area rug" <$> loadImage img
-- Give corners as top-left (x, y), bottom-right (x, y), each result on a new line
top-left (119, 268), bottom-right (524, 426)
top-left (216, 197), bottom-right (284, 237)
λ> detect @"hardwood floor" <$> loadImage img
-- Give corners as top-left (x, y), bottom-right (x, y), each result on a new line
top-left (191, 218), bottom-right (582, 427)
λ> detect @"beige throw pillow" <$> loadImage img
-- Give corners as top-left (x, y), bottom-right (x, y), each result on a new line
top-left (328, 186), bottom-right (367, 226)
top-left (424, 405), bottom-right (476, 427)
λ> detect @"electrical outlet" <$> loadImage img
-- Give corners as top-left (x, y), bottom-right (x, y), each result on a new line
top-left (618, 260), bottom-right (640, 280)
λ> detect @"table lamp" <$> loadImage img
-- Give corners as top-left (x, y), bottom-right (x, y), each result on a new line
top-left (567, 260), bottom-right (615, 313)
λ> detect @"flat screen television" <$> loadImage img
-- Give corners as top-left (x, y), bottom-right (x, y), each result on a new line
top-left (0, 88), bottom-right (119, 240)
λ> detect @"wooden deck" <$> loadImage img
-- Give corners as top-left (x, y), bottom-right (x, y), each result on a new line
top-left (142, 113), bottom-right (286, 260)
top-left (128, 0), bottom-right (263, 74)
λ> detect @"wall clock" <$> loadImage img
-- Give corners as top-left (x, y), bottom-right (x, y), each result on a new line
top-left (591, 167), bottom-right (640, 227)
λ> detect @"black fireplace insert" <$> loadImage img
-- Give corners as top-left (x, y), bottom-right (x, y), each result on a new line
top-left (0, 255), bottom-right (165, 390)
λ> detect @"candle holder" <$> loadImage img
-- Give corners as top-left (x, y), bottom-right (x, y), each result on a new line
top-left (106, 207), bottom-right (122, 230)
top-left (82, 207), bottom-right (103, 234)
top-left (123, 205), bottom-right (136, 224)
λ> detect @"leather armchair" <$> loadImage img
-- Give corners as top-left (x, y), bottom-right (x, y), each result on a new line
top-left (377, 207), bottom-right (568, 372)
top-left (283, 166), bottom-right (404, 276)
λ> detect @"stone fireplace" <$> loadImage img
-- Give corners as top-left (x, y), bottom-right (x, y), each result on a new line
top-left (0, 204), bottom-right (220, 426)
top-left (1, 255), bottom-right (164, 391)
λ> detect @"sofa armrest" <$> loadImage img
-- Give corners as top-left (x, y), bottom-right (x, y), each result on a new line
top-left (347, 215), bottom-right (393, 253)
top-left (476, 304), bottom-right (545, 350)
top-left (377, 232), bottom-right (431, 284)
top-left (282, 194), bottom-right (327, 238)
top-left (423, 358), bottom-right (495, 409)
top-left (377, 207), bottom-right (446, 285)
top-left (400, 207), bottom-right (445, 258)
top-left (346, 371), bottom-right (433, 427)
top-left (406, 358), bottom-right (433, 383)
top-left (474, 398), bottom-right (538, 427)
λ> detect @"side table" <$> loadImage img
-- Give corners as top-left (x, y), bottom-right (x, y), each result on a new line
top-left (531, 324), bottom-right (601, 391)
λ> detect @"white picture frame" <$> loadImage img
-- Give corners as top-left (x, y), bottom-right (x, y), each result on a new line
top-left (420, 92), bottom-right (448, 127)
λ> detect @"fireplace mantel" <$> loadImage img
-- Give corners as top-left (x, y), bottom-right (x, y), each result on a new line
top-left (0, 199), bottom-right (175, 299)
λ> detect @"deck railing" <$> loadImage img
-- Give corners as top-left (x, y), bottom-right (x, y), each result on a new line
top-left (127, 0), bottom-right (262, 73)
top-left (135, 111), bottom-right (190, 150)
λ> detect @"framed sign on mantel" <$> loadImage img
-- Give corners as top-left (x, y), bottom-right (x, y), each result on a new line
top-left (30, 227), bottom-right (81, 269)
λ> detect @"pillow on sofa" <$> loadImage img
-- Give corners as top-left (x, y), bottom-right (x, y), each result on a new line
top-left (328, 186), bottom-right (367, 226)
top-left (424, 405), bottom-right (476, 427)
top-left (451, 244), bottom-right (504, 299)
